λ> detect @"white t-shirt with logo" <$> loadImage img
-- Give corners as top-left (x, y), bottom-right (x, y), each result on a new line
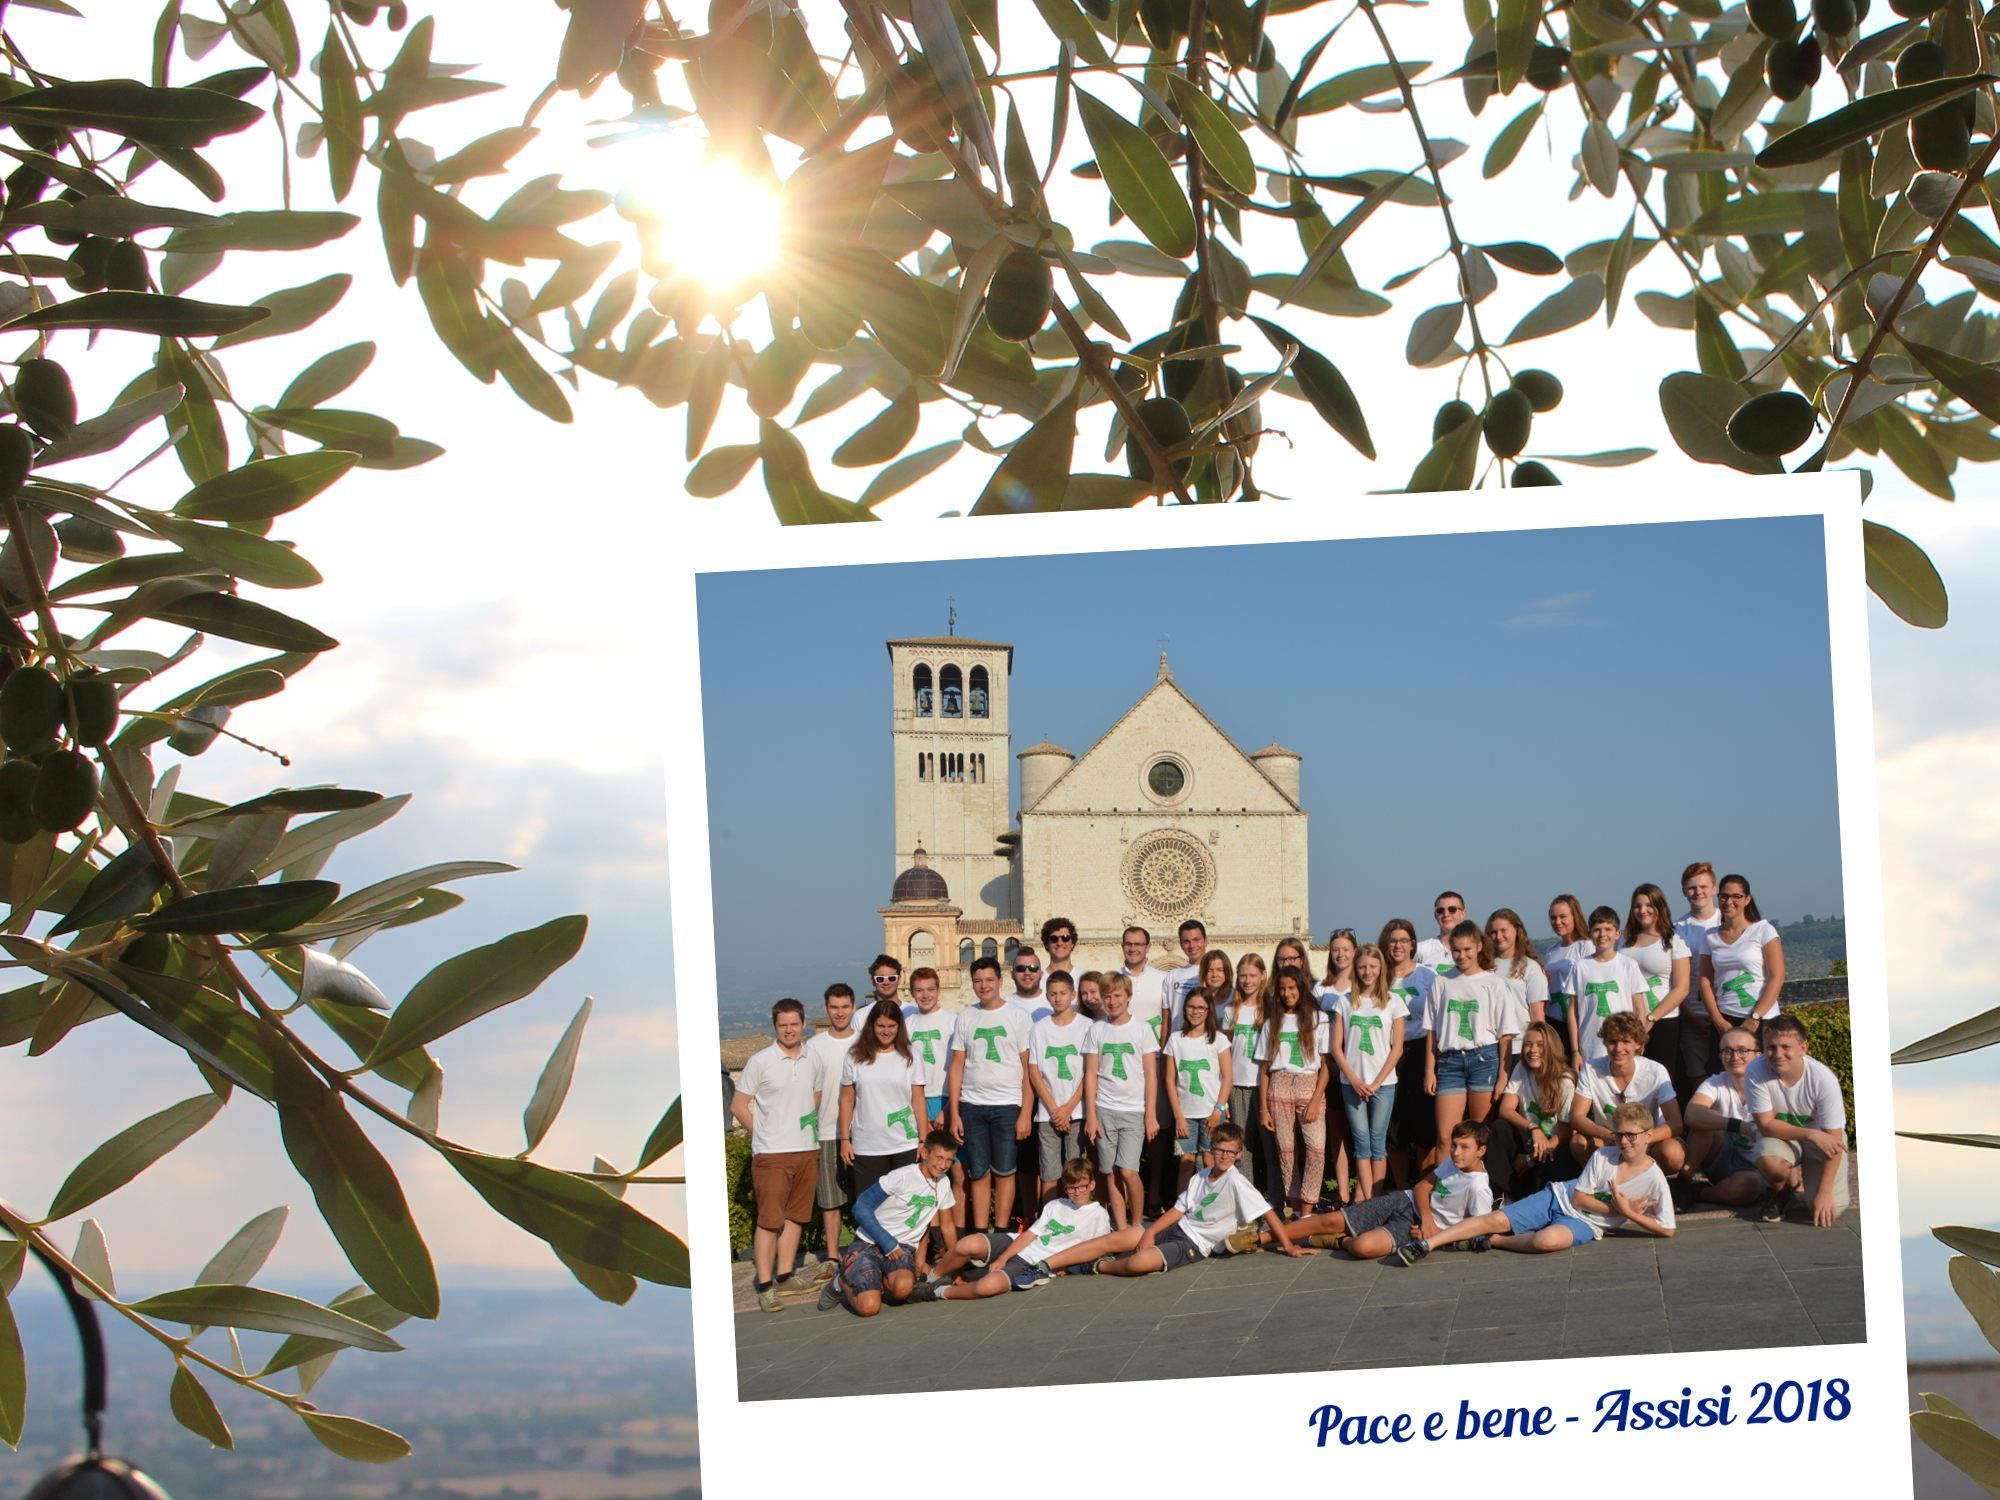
top-left (1172, 1165), bottom-right (1273, 1255)
top-left (1121, 966), bottom-right (1171, 1044)
top-left (1572, 953), bottom-right (1649, 1063)
top-left (901, 1004), bottom-right (952, 1096)
top-left (1555, 1147), bottom-right (1676, 1237)
top-left (737, 1042), bottom-right (820, 1155)
top-left (1087, 1018), bottom-right (1159, 1113)
top-left (1222, 1000), bottom-right (1263, 1087)
top-left (1493, 959), bottom-right (1548, 1035)
top-left (1388, 965), bottom-right (1440, 1041)
top-left (806, 1028), bottom-right (861, 1143)
top-left (840, 1049), bottom-right (925, 1156)
top-left (1620, 934), bottom-right (1692, 1015)
top-left (864, 1163), bottom-right (957, 1249)
top-left (1254, 1010), bottom-right (1332, 1076)
top-left (1416, 1166), bottom-right (1492, 1229)
top-left (1020, 1198), bottom-right (1113, 1267)
top-left (1542, 938), bottom-right (1593, 1011)
top-left (1708, 921), bottom-right (1781, 1019)
top-left (1693, 1071), bottom-right (1758, 1144)
top-left (951, 1003), bottom-right (1032, 1107)
top-left (1676, 908), bottom-right (1721, 1001)
top-left (1503, 1063), bottom-right (1576, 1140)
top-left (1415, 936), bottom-right (1457, 974)
top-left (1164, 1031), bottom-right (1231, 1121)
top-left (1029, 1014), bottom-right (1094, 1123)
top-left (1009, 990), bottom-right (1053, 1025)
top-left (1425, 969), bottom-right (1514, 1051)
top-left (1337, 995), bottom-right (1408, 1086)
top-left (1316, 982), bottom-right (1351, 1016)
top-left (1578, 1056), bottom-right (1677, 1126)
top-left (1745, 1055), bottom-right (1846, 1131)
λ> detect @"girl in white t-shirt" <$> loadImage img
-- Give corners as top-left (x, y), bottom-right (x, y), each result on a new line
top-left (1318, 928), bottom-right (1357, 1012)
top-left (1497, 1020), bottom-right (1575, 1195)
top-left (1165, 987), bottom-right (1233, 1195)
top-left (839, 1005), bottom-right (929, 1200)
top-left (1424, 923), bottom-right (1515, 1157)
top-left (1223, 951), bottom-right (1278, 1197)
top-left (1257, 965), bottom-right (1330, 1218)
top-left (1317, 927), bottom-right (1358, 1197)
top-left (1542, 893), bottom-right (1593, 1052)
top-left (1701, 872), bottom-right (1785, 1038)
top-left (1620, 881), bottom-right (1692, 1089)
top-left (1331, 942), bottom-right (1406, 1203)
top-left (1485, 907), bottom-right (1549, 1060)
top-left (1382, 918), bottom-right (1441, 1185)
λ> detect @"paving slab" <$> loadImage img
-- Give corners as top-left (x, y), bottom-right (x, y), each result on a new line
top-left (732, 1205), bottom-right (1868, 1398)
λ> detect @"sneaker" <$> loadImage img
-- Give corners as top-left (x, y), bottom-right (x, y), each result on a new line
top-left (1009, 1264), bottom-right (1053, 1292)
top-left (757, 1283), bottom-right (782, 1313)
top-left (816, 1276), bottom-right (845, 1312)
top-left (778, 1261), bottom-right (833, 1294)
top-left (1090, 1254), bottom-right (1116, 1275)
top-left (1305, 1232), bottom-right (1347, 1251)
top-left (905, 1279), bottom-right (944, 1304)
top-left (1225, 1225), bottom-right (1261, 1255)
top-left (1459, 1235), bottom-right (1490, 1254)
top-left (1760, 1188), bottom-right (1792, 1223)
top-left (1390, 1238), bottom-right (1430, 1268)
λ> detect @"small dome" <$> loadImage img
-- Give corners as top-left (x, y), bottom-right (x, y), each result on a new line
top-left (1251, 741), bottom-right (1300, 760)
top-left (27, 1458), bottom-right (173, 1500)
top-left (1018, 739), bottom-right (1072, 758)
top-left (892, 847), bottom-right (950, 903)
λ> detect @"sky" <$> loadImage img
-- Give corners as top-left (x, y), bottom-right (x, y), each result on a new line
top-left (698, 516), bottom-right (1843, 1022)
top-left (0, 0), bottom-right (1994, 1371)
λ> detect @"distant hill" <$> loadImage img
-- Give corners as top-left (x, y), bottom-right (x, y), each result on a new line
top-left (1775, 914), bottom-right (1846, 978)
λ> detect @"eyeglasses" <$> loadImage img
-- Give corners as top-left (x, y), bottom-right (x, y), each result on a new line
top-left (1612, 1130), bottom-right (1648, 1141)
top-left (1718, 891), bottom-right (1748, 901)
top-left (1210, 1146), bottom-right (1243, 1159)
top-left (1720, 1045), bottom-right (1757, 1056)
top-left (1435, 905), bottom-right (1462, 916)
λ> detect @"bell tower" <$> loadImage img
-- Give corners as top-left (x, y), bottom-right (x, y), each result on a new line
top-left (888, 629), bottom-right (1015, 926)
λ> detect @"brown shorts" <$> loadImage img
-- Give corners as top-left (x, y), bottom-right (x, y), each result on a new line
top-left (752, 1149), bottom-right (818, 1230)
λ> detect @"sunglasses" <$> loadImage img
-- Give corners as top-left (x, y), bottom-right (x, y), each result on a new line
top-left (1014, 964), bottom-right (1040, 973)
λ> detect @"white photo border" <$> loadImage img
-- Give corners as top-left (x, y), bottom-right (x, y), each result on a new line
top-left (660, 473), bottom-right (1909, 1496)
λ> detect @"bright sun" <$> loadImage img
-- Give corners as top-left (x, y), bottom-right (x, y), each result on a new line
top-left (616, 131), bottom-right (783, 290)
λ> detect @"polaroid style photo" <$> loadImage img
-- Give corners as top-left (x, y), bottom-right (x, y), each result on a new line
top-left (661, 472), bottom-right (1909, 1495)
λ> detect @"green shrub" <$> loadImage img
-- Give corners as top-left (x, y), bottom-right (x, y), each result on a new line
top-left (726, 1130), bottom-right (755, 1252)
top-left (1792, 1002), bottom-right (1854, 1146)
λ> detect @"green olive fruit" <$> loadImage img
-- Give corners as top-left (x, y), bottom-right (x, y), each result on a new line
top-left (12, 358), bottom-right (75, 440)
top-left (54, 516), bottom-right (122, 565)
top-left (43, 190), bottom-right (86, 247)
top-left (0, 757), bottom-right (35, 843)
top-left (1748, 0), bottom-right (1799, 35)
top-left (1727, 389), bottom-right (1818, 455)
top-left (1526, 44), bottom-right (1572, 90)
top-left (104, 241), bottom-right (150, 293)
top-left (67, 236), bottom-right (112, 292)
top-left (985, 249), bottom-right (1055, 343)
top-left (1511, 369), bottom-right (1565, 413)
top-left (1139, 0), bottom-right (1188, 51)
top-left (1889, 0), bottom-right (1946, 16)
top-left (1813, 0), bottom-right (1857, 32)
top-left (1482, 389), bottom-right (1534, 459)
top-left (1765, 38), bottom-right (1807, 100)
top-left (1512, 460), bottom-right (1562, 486)
top-left (1433, 399), bottom-right (1477, 442)
top-left (117, 932), bottom-right (175, 972)
top-left (0, 423), bottom-right (34, 497)
top-left (1911, 105), bottom-right (1973, 171)
top-left (5, 167), bottom-right (47, 211)
top-left (1896, 39), bottom-right (1946, 86)
top-left (1796, 33), bottom-right (1824, 85)
top-left (0, 665), bottom-right (63, 754)
top-left (31, 748), bottom-right (96, 833)
top-left (62, 672), bottom-right (118, 747)
top-left (1125, 395), bottom-right (1193, 483)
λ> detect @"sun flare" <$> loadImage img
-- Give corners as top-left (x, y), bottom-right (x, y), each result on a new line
top-left (617, 132), bottom-right (783, 290)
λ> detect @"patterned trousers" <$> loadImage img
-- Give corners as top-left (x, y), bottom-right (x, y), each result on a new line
top-left (1265, 1068), bottom-right (1326, 1207)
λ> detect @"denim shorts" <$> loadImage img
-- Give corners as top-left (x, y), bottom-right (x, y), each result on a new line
top-left (1341, 1189), bottom-right (1419, 1249)
top-left (1176, 1115), bottom-right (1215, 1157)
top-left (1095, 1110), bottom-right (1146, 1172)
top-left (1434, 1042), bottom-right (1500, 1095)
top-left (1502, 1187), bottom-right (1597, 1244)
top-left (958, 1102), bottom-right (1020, 1180)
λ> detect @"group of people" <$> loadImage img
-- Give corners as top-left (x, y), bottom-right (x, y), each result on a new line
top-left (729, 861), bottom-right (1852, 1319)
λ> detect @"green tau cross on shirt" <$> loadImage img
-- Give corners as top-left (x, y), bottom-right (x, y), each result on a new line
top-left (799, 1109), bottom-right (818, 1133)
top-left (912, 1028), bottom-right (942, 1064)
top-left (1445, 997), bottom-right (1480, 1041)
top-left (1190, 1189), bottom-right (1220, 1220)
top-left (1038, 1218), bottom-right (1074, 1246)
top-left (1585, 980), bottom-right (1619, 1018)
top-left (902, 1192), bottom-right (936, 1229)
top-left (973, 1026), bottom-right (1008, 1062)
top-left (886, 1105), bottom-right (917, 1139)
top-left (1349, 1014), bottom-right (1384, 1055)
top-left (1045, 1043), bottom-right (1080, 1081)
top-left (1720, 973), bottom-right (1759, 1009)
top-left (1177, 1057), bottom-right (1211, 1097)
top-left (1280, 1031), bottom-right (1305, 1067)
top-left (1101, 1041), bottom-right (1136, 1080)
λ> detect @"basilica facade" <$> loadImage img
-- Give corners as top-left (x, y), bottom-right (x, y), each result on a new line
top-left (880, 634), bottom-right (1310, 1006)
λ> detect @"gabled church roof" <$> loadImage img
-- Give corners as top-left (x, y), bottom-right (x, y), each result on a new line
top-left (1030, 663), bottom-right (1303, 813)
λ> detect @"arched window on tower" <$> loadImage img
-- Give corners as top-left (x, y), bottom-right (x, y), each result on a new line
top-left (909, 930), bottom-right (937, 968)
top-left (982, 938), bottom-right (998, 960)
top-left (917, 752), bottom-right (930, 781)
top-left (913, 664), bottom-right (933, 717)
top-left (969, 666), bottom-right (989, 718)
top-left (1004, 937), bottom-right (1020, 968)
top-left (940, 664), bottom-right (962, 717)
top-left (960, 938), bottom-right (975, 968)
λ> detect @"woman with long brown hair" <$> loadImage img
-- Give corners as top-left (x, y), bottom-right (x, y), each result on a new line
top-left (1621, 881), bottom-right (1692, 1091)
top-left (1257, 965), bottom-right (1330, 1219)
top-left (1542, 893), bottom-right (1592, 1053)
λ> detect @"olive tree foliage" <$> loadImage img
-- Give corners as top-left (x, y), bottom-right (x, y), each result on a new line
top-left (0, 0), bottom-right (688, 1467)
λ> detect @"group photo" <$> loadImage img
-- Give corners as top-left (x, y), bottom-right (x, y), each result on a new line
top-left (696, 515), bottom-right (1866, 1397)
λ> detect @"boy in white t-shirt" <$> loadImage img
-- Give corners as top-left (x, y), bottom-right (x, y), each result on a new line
top-left (1083, 970), bottom-right (1160, 1231)
top-left (1028, 971), bottom-right (1094, 1208)
top-left (1402, 1103), bottom-right (1676, 1259)
top-left (1162, 919), bottom-right (1209, 1031)
top-left (731, 999), bottom-right (828, 1310)
top-left (819, 1131), bottom-right (959, 1316)
top-left (806, 983), bottom-right (861, 1259)
top-left (1570, 906), bottom-right (1648, 1065)
top-left (1095, 1124), bottom-right (1314, 1275)
top-left (1683, 1026), bottom-right (1765, 1208)
top-left (1415, 890), bottom-right (1467, 973)
top-left (1747, 1014), bottom-right (1851, 1227)
top-left (946, 956), bottom-right (1034, 1237)
top-left (1568, 1011), bottom-right (1686, 1176)
top-left (1248, 1120), bottom-right (1492, 1261)
top-left (912, 1157), bottom-right (1137, 1299)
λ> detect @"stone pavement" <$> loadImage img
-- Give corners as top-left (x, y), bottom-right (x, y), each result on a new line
top-left (732, 1207), bottom-right (1865, 1400)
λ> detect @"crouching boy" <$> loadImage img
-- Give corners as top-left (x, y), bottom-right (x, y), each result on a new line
top-left (914, 1157), bottom-right (1138, 1300)
top-left (1398, 1102), bottom-right (1674, 1261)
top-left (1096, 1124), bottom-right (1315, 1276)
top-left (819, 1130), bottom-right (957, 1316)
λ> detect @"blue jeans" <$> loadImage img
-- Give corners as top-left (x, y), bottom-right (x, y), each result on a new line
top-left (958, 1102), bottom-right (1020, 1180)
top-left (1341, 1081), bottom-right (1396, 1160)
